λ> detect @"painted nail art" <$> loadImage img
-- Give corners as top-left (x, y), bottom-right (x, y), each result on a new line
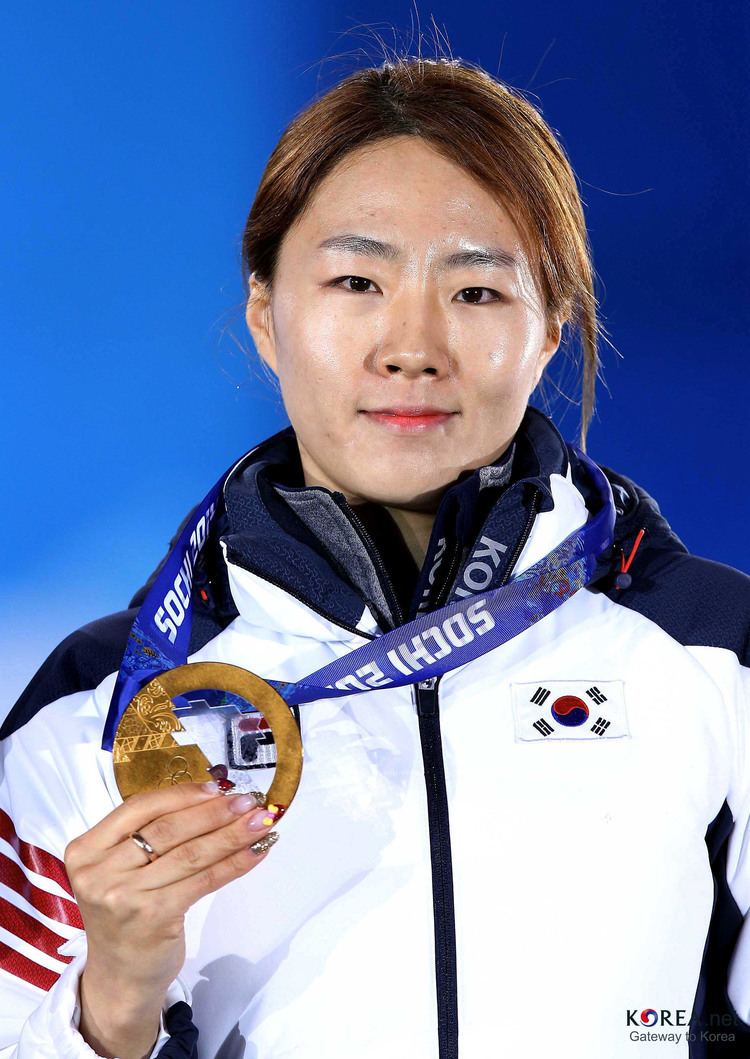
top-left (201, 778), bottom-right (236, 795)
top-left (249, 831), bottom-right (279, 855)
top-left (248, 805), bottom-right (281, 830)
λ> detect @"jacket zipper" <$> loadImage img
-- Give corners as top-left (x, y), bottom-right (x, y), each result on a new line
top-left (431, 484), bottom-right (540, 610)
top-left (431, 543), bottom-right (466, 610)
top-left (412, 485), bottom-right (540, 1059)
top-left (498, 486), bottom-right (540, 588)
top-left (333, 481), bottom-right (540, 1059)
top-left (331, 495), bottom-right (405, 627)
top-left (414, 674), bottom-right (458, 1059)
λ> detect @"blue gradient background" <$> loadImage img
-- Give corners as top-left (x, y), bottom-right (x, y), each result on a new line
top-left (2, 1), bottom-right (748, 711)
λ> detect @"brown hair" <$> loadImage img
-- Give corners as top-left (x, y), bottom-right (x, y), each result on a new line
top-left (240, 55), bottom-right (606, 451)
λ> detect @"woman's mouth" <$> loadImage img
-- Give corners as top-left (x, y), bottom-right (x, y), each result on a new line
top-left (360, 408), bottom-right (458, 433)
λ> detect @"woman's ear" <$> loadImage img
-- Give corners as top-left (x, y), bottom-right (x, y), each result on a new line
top-left (245, 274), bottom-right (278, 375)
top-left (532, 314), bottom-right (563, 390)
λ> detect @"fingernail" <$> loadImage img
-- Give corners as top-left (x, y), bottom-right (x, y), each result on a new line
top-left (227, 793), bottom-right (259, 815)
top-left (247, 806), bottom-right (280, 831)
top-left (249, 831), bottom-right (279, 855)
top-left (201, 777), bottom-right (236, 795)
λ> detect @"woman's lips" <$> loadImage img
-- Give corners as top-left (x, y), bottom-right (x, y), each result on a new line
top-left (361, 410), bottom-right (457, 433)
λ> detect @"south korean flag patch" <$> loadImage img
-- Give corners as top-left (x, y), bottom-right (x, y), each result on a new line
top-left (511, 680), bottom-right (630, 741)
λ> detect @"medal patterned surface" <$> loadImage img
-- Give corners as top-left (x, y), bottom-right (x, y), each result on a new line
top-left (113, 661), bottom-right (303, 814)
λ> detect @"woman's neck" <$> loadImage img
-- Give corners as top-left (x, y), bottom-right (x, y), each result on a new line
top-left (379, 505), bottom-right (435, 568)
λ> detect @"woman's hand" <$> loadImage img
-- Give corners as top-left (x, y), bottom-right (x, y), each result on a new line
top-left (64, 781), bottom-right (280, 1059)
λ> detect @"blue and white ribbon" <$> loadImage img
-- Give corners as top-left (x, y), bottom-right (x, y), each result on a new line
top-left (103, 443), bottom-right (614, 751)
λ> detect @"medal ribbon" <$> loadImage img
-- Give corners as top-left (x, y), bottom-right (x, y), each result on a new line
top-left (102, 443), bottom-right (615, 751)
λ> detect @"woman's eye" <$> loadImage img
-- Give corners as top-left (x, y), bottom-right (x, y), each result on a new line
top-left (332, 275), bottom-right (378, 293)
top-left (456, 287), bottom-right (502, 304)
top-left (330, 278), bottom-right (502, 302)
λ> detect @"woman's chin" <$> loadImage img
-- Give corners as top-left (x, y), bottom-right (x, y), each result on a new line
top-left (344, 474), bottom-right (455, 512)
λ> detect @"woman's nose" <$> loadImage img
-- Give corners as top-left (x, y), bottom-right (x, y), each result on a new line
top-left (371, 294), bottom-right (453, 378)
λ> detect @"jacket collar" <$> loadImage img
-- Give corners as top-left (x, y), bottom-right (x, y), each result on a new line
top-left (219, 404), bottom-right (583, 640)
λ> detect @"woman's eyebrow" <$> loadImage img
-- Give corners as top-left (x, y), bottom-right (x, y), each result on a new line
top-left (316, 233), bottom-right (519, 271)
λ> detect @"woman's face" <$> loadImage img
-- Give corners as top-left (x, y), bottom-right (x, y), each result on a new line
top-left (246, 135), bottom-right (562, 511)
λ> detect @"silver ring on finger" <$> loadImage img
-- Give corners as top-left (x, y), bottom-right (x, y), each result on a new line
top-left (130, 830), bottom-right (159, 864)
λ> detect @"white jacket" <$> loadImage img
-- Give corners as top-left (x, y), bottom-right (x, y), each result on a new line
top-left (2, 404), bottom-right (749, 1058)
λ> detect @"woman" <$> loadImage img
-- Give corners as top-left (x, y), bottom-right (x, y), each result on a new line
top-left (2, 56), bottom-right (749, 1059)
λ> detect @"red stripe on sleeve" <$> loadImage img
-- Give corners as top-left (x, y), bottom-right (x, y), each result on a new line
top-left (0, 895), bottom-right (74, 964)
top-left (0, 851), bottom-right (83, 929)
top-left (0, 809), bottom-right (75, 897)
top-left (0, 941), bottom-right (63, 992)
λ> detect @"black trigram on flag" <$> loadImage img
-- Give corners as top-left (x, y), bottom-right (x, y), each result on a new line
top-left (530, 686), bottom-right (551, 706)
top-left (587, 686), bottom-right (607, 704)
top-left (533, 717), bottom-right (554, 737)
top-left (591, 716), bottom-right (611, 736)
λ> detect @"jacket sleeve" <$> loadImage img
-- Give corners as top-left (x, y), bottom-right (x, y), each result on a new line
top-left (689, 639), bottom-right (750, 1043)
top-left (0, 680), bottom-right (198, 1058)
top-left (725, 656), bottom-right (750, 1031)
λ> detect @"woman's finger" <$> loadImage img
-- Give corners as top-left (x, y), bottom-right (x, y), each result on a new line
top-left (156, 831), bottom-right (279, 914)
top-left (108, 791), bottom-right (263, 872)
top-left (65, 781), bottom-right (226, 866)
top-left (133, 802), bottom-right (281, 890)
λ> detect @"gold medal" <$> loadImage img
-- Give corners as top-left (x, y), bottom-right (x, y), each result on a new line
top-left (112, 661), bottom-right (303, 814)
